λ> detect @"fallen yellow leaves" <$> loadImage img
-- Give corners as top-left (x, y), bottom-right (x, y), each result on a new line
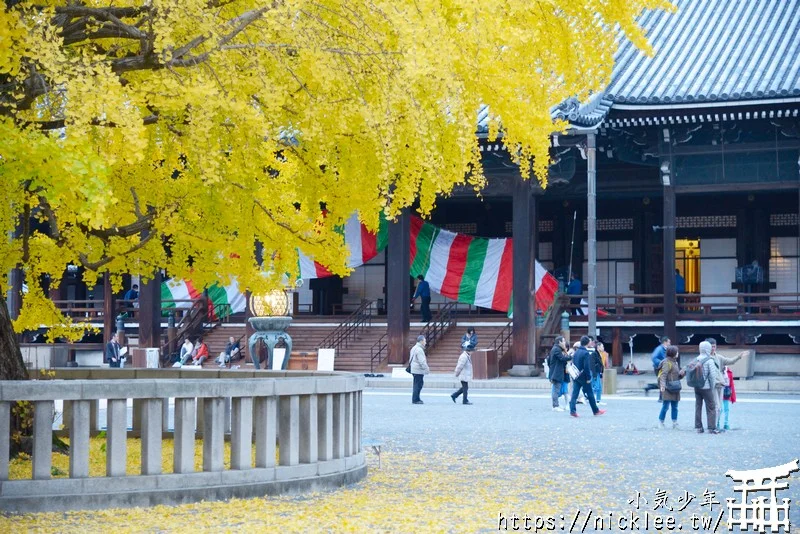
top-left (1, 447), bottom-right (609, 533)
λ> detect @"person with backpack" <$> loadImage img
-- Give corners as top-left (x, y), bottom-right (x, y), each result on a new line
top-left (547, 336), bottom-right (572, 411)
top-left (657, 346), bottom-right (685, 429)
top-left (451, 349), bottom-right (473, 405)
top-left (688, 341), bottom-right (723, 433)
top-left (569, 336), bottom-right (606, 418)
top-left (651, 336), bottom-right (671, 401)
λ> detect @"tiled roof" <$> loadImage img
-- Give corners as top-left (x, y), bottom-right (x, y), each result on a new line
top-left (607, 0), bottom-right (800, 106)
top-left (478, 1), bottom-right (800, 132)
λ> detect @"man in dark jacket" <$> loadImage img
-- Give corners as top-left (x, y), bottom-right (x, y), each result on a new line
top-left (569, 336), bottom-right (606, 417)
top-left (547, 336), bottom-right (571, 411)
top-left (106, 332), bottom-right (121, 367)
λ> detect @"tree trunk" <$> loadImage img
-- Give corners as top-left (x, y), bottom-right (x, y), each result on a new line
top-left (0, 296), bottom-right (28, 381)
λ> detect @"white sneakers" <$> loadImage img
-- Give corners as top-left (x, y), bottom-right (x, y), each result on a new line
top-left (553, 407), bottom-right (565, 412)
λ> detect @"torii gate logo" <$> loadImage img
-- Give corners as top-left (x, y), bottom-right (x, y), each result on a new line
top-left (725, 459), bottom-right (799, 533)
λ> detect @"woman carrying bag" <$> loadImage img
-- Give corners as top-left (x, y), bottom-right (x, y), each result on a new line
top-left (451, 349), bottom-right (474, 405)
top-left (657, 345), bottom-right (685, 429)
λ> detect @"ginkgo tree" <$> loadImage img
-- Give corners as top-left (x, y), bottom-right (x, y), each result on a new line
top-left (0, 0), bottom-right (668, 380)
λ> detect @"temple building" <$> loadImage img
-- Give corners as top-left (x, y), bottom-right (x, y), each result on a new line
top-left (19, 1), bottom-right (799, 374)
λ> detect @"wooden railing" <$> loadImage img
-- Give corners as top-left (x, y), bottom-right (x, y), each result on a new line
top-left (564, 293), bottom-right (800, 320)
top-left (418, 302), bottom-right (457, 352)
top-left (317, 300), bottom-right (375, 351)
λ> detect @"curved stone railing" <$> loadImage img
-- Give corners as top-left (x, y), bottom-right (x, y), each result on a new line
top-left (0, 369), bottom-right (365, 512)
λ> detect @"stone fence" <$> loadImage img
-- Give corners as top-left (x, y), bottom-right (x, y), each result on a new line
top-left (0, 369), bottom-right (365, 512)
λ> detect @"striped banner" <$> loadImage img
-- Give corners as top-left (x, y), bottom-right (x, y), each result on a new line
top-left (409, 217), bottom-right (558, 314)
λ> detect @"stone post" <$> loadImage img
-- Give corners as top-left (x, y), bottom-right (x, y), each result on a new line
top-left (0, 402), bottom-right (8, 481)
top-left (106, 399), bottom-right (128, 477)
top-left (231, 397), bottom-right (254, 470)
top-left (173, 398), bottom-right (196, 474)
top-left (278, 395), bottom-right (299, 466)
top-left (317, 394), bottom-right (333, 461)
top-left (203, 398), bottom-right (225, 472)
top-left (299, 395), bottom-right (318, 464)
top-left (141, 399), bottom-right (163, 475)
top-left (332, 393), bottom-right (345, 459)
top-left (33, 401), bottom-right (54, 480)
top-left (69, 400), bottom-right (90, 479)
top-left (254, 396), bottom-right (277, 468)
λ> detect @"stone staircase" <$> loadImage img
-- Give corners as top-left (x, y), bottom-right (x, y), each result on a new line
top-left (424, 319), bottom-right (511, 373)
top-left (198, 318), bottom-right (393, 372)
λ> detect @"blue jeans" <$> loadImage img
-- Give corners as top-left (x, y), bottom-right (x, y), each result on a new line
top-left (718, 399), bottom-right (730, 429)
top-left (591, 375), bottom-right (603, 402)
top-left (659, 400), bottom-right (678, 422)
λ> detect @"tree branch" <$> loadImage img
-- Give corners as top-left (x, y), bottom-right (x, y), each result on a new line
top-left (78, 231), bottom-right (155, 271)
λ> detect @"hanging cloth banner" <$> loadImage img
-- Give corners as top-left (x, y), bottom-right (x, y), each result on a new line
top-left (161, 278), bottom-right (247, 320)
top-left (297, 212), bottom-right (390, 278)
top-left (408, 217), bottom-right (558, 314)
top-left (163, 212), bottom-right (559, 316)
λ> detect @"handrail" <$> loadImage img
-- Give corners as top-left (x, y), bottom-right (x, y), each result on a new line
top-left (159, 298), bottom-right (207, 365)
top-left (490, 320), bottom-right (513, 359)
top-left (418, 302), bottom-right (457, 353)
top-left (317, 299), bottom-right (375, 351)
top-left (369, 333), bottom-right (388, 373)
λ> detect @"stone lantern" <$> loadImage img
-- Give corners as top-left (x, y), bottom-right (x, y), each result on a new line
top-left (248, 288), bottom-right (293, 370)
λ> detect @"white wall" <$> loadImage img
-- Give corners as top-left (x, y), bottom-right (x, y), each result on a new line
top-left (699, 238), bottom-right (737, 305)
top-left (770, 237), bottom-right (800, 300)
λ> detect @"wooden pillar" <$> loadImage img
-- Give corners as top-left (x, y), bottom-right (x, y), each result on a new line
top-left (512, 175), bottom-right (535, 366)
top-left (103, 273), bottom-right (115, 345)
top-left (662, 185), bottom-right (677, 344)
top-left (387, 210), bottom-right (410, 365)
top-left (138, 272), bottom-right (162, 348)
top-left (586, 132), bottom-right (598, 337)
top-left (612, 327), bottom-right (623, 367)
top-left (632, 207), bottom-right (645, 294)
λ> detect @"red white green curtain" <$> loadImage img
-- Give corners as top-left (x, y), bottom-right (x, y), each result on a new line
top-left (164, 212), bottom-right (559, 316)
top-left (409, 217), bottom-right (558, 314)
top-left (161, 279), bottom-right (246, 320)
top-left (297, 212), bottom-right (389, 278)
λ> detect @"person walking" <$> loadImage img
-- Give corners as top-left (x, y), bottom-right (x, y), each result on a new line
top-left (706, 338), bottom-right (744, 433)
top-left (657, 346), bottom-right (685, 429)
top-left (547, 336), bottom-right (571, 412)
top-left (591, 341), bottom-right (607, 405)
top-left (409, 335), bottom-right (430, 404)
top-left (106, 332), bottom-right (122, 368)
top-left (451, 349), bottom-right (473, 405)
top-left (461, 327), bottom-right (478, 351)
top-left (569, 336), bottom-right (606, 417)
top-left (693, 341), bottom-right (723, 434)
top-left (412, 275), bottom-right (432, 323)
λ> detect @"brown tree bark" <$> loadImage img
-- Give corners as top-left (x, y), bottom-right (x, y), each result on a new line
top-left (0, 296), bottom-right (29, 381)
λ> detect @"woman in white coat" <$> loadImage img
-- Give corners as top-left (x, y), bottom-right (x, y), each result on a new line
top-left (450, 350), bottom-right (473, 405)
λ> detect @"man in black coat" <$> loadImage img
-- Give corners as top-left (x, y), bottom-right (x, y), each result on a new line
top-left (569, 336), bottom-right (605, 417)
top-left (547, 336), bottom-right (571, 411)
top-left (106, 332), bottom-right (121, 367)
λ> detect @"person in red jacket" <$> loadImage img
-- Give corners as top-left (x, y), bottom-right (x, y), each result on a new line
top-left (192, 337), bottom-right (210, 366)
top-left (719, 366), bottom-right (736, 431)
